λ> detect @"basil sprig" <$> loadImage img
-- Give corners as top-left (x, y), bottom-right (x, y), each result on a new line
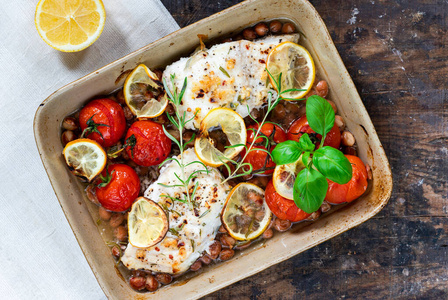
top-left (271, 95), bottom-right (352, 213)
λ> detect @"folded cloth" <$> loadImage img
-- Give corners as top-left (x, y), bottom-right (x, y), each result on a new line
top-left (0, 1), bottom-right (179, 299)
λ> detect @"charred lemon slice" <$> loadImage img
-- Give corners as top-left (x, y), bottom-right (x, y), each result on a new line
top-left (272, 155), bottom-right (306, 200)
top-left (221, 183), bottom-right (272, 241)
top-left (194, 108), bottom-right (246, 167)
top-left (128, 197), bottom-right (168, 248)
top-left (266, 41), bottom-right (315, 100)
top-left (124, 64), bottom-right (168, 119)
top-left (62, 138), bottom-right (106, 182)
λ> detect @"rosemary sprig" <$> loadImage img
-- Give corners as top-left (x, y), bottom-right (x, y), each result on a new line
top-left (161, 75), bottom-right (209, 209)
top-left (221, 69), bottom-right (305, 183)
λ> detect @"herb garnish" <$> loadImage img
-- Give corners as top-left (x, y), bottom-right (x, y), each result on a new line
top-left (81, 114), bottom-right (109, 140)
top-left (160, 75), bottom-right (209, 209)
top-left (271, 95), bottom-right (352, 213)
top-left (219, 66), bottom-right (230, 78)
top-left (220, 69), bottom-right (305, 183)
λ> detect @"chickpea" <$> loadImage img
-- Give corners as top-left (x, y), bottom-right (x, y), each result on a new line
top-left (85, 185), bottom-right (100, 205)
top-left (132, 270), bottom-right (146, 277)
top-left (366, 164), bottom-right (373, 180)
top-left (129, 276), bottom-right (146, 291)
top-left (190, 260), bottom-right (202, 271)
top-left (219, 249), bottom-right (235, 261)
top-left (327, 100), bottom-right (337, 114)
top-left (255, 22), bottom-right (269, 37)
top-left (109, 213), bottom-right (125, 228)
top-left (114, 226), bottom-right (127, 241)
top-left (282, 22), bottom-right (296, 33)
top-left (61, 130), bottom-right (76, 146)
top-left (242, 28), bottom-right (257, 40)
top-left (165, 103), bottom-right (175, 115)
top-left (307, 210), bottom-right (321, 221)
top-left (341, 131), bottom-right (355, 147)
top-left (208, 241), bottom-right (222, 259)
top-left (235, 241), bottom-right (251, 250)
top-left (335, 115), bottom-right (345, 131)
top-left (220, 234), bottom-right (236, 248)
top-left (153, 69), bottom-right (163, 80)
top-left (200, 254), bottom-right (212, 265)
top-left (273, 218), bottom-right (291, 232)
top-left (269, 20), bottom-right (282, 33)
top-left (98, 206), bottom-right (112, 221)
top-left (315, 80), bottom-right (329, 98)
top-left (116, 89), bottom-right (125, 105)
top-left (123, 106), bottom-right (134, 121)
top-left (62, 117), bottom-right (78, 131)
top-left (273, 103), bottom-right (286, 119)
top-left (145, 275), bottom-right (159, 292)
top-left (218, 225), bottom-right (227, 233)
top-left (155, 273), bottom-right (173, 285)
top-left (262, 228), bottom-right (273, 239)
top-left (321, 201), bottom-right (331, 213)
top-left (111, 245), bottom-right (121, 258)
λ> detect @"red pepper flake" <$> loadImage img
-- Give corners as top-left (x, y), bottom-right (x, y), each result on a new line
top-left (155, 247), bottom-right (160, 252)
top-left (259, 59), bottom-right (265, 64)
top-left (169, 254), bottom-right (174, 260)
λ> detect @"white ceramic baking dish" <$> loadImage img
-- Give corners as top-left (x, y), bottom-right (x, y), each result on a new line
top-left (34, 0), bottom-right (393, 298)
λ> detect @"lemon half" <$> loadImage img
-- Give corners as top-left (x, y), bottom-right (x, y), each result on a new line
top-left (35, 0), bottom-right (106, 52)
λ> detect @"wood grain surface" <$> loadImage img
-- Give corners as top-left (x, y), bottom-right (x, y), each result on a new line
top-left (161, 0), bottom-right (448, 298)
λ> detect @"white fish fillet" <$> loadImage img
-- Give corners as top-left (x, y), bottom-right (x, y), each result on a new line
top-left (121, 149), bottom-right (231, 274)
top-left (163, 34), bottom-right (300, 130)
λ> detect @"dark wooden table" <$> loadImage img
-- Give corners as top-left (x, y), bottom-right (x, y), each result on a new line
top-left (161, 0), bottom-right (448, 298)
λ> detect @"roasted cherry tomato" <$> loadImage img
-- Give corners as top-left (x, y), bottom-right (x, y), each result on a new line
top-left (243, 123), bottom-right (287, 175)
top-left (287, 116), bottom-right (341, 149)
top-left (79, 98), bottom-right (126, 148)
top-left (246, 123), bottom-right (287, 144)
top-left (265, 180), bottom-right (310, 222)
top-left (96, 164), bottom-right (140, 212)
top-left (325, 155), bottom-right (368, 204)
top-left (125, 120), bottom-right (171, 167)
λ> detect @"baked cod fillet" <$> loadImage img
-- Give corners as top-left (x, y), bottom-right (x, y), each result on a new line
top-left (163, 34), bottom-right (300, 130)
top-left (121, 149), bottom-right (231, 274)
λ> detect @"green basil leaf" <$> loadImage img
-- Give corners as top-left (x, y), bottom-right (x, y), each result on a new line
top-left (306, 95), bottom-right (335, 136)
top-left (297, 133), bottom-right (315, 152)
top-left (293, 168), bottom-right (328, 214)
top-left (302, 151), bottom-right (311, 168)
top-left (271, 140), bottom-right (303, 165)
top-left (312, 146), bottom-right (352, 184)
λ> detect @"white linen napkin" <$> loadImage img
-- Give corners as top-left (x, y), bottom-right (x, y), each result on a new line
top-left (0, 1), bottom-right (179, 299)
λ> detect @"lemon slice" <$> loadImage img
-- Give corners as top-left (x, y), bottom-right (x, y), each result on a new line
top-left (128, 197), bottom-right (169, 248)
top-left (124, 64), bottom-right (167, 119)
top-left (266, 41), bottom-right (315, 99)
top-left (35, 0), bottom-right (106, 52)
top-left (221, 183), bottom-right (272, 241)
top-left (272, 155), bottom-right (306, 200)
top-left (62, 138), bottom-right (106, 182)
top-left (195, 108), bottom-right (246, 167)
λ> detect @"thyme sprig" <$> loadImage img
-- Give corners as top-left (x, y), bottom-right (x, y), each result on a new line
top-left (160, 75), bottom-right (209, 209)
top-left (221, 69), bottom-right (305, 183)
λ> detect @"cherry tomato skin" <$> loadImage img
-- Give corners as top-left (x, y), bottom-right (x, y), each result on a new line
top-left (265, 180), bottom-right (310, 222)
top-left (125, 120), bottom-right (171, 167)
top-left (242, 146), bottom-right (276, 175)
top-left (287, 116), bottom-right (341, 149)
top-left (96, 164), bottom-right (140, 212)
top-left (325, 155), bottom-right (368, 204)
top-left (247, 123), bottom-right (287, 144)
top-left (244, 124), bottom-right (286, 175)
top-left (79, 98), bottom-right (126, 147)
